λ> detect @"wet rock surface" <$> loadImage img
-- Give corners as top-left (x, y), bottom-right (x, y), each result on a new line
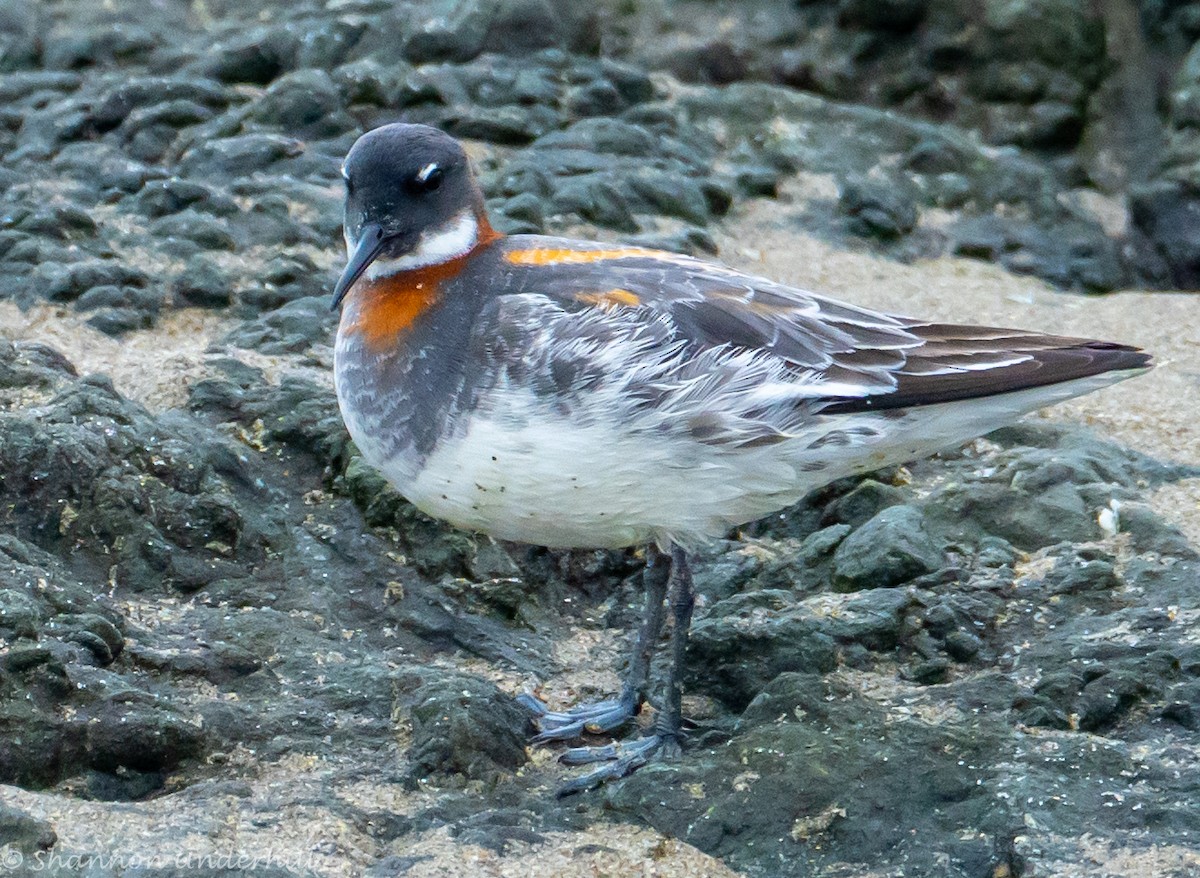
top-left (1, 323), bottom-right (1196, 876)
top-left (0, 1), bottom-right (1199, 877)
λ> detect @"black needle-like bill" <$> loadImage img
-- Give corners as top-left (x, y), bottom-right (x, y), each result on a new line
top-left (331, 223), bottom-right (387, 311)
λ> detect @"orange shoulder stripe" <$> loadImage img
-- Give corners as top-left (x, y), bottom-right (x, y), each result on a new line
top-left (504, 246), bottom-right (663, 266)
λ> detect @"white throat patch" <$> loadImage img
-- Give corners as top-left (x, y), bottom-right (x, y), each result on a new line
top-left (360, 212), bottom-right (479, 279)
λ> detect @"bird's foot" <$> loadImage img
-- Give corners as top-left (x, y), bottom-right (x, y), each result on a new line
top-left (517, 689), bottom-right (640, 743)
top-left (554, 729), bottom-right (683, 798)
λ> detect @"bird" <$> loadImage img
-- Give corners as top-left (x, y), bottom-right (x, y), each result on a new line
top-left (330, 122), bottom-right (1151, 795)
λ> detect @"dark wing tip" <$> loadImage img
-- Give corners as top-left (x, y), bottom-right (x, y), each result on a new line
top-left (820, 331), bottom-right (1152, 415)
top-left (1080, 340), bottom-right (1152, 372)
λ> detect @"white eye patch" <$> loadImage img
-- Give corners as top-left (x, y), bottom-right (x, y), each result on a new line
top-left (416, 163), bottom-right (439, 183)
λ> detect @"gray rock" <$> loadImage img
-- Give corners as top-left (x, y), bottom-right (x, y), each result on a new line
top-left (1171, 40), bottom-right (1200, 128)
top-left (13, 204), bottom-right (96, 240)
top-left (85, 702), bottom-right (205, 774)
top-left (490, 192), bottom-right (545, 234)
top-left (832, 506), bottom-right (942, 591)
top-left (201, 27), bottom-right (298, 85)
top-left (245, 253), bottom-right (331, 310)
top-left (0, 539), bottom-right (126, 785)
top-left (0, 587), bottom-right (40, 637)
top-left (130, 177), bottom-right (238, 219)
top-left (903, 137), bottom-right (971, 173)
top-left (1115, 502), bottom-right (1199, 558)
top-left (943, 629), bottom-right (983, 661)
top-left (772, 41), bottom-right (859, 98)
top-left (41, 22), bottom-right (158, 71)
top-left (628, 227), bottom-right (718, 256)
top-left (1161, 680), bottom-right (1200, 730)
top-left (445, 104), bottom-right (561, 145)
top-left (0, 804), bottom-right (56, 853)
top-left (332, 58), bottom-right (409, 107)
top-left (188, 366), bottom-right (350, 470)
top-left (607, 708), bottom-right (1024, 878)
top-left (662, 39), bottom-right (750, 86)
top-left (984, 98), bottom-right (1085, 150)
top-left (551, 175), bottom-right (639, 232)
top-left (821, 587), bottom-right (913, 650)
top-left (981, 0), bottom-right (1106, 77)
top-left (599, 58), bottom-right (656, 105)
top-left (822, 478), bottom-right (906, 528)
top-left (535, 117), bottom-right (660, 156)
top-left (687, 590), bottom-right (838, 710)
top-left (178, 134), bottom-right (304, 178)
top-left (1131, 181), bottom-right (1200, 288)
top-left (75, 284), bottom-right (161, 313)
top-left (35, 261), bottom-right (149, 305)
top-left (0, 0), bottom-right (42, 72)
top-left (0, 349), bottom-right (263, 597)
top-left (50, 613), bottom-right (124, 666)
top-left (78, 291), bottom-right (162, 335)
top-left (1077, 669), bottom-right (1159, 732)
top-left (734, 164), bottom-right (781, 197)
top-left (121, 102), bottom-right (212, 163)
top-left (905, 655), bottom-right (951, 684)
top-left (798, 523), bottom-right (853, 564)
top-left (90, 76), bottom-right (229, 131)
top-left (249, 69), bottom-right (350, 137)
top-left (400, 671), bottom-right (530, 783)
top-left (566, 79), bottom-right (625, 117)
top-left (173, 255), bottom-right (232, 307)
top-left (1039, 554), bottom-right (1121, 596)
top-left (294, 17), bottom-right (367, 71)
top-left (628, 171), bottom-right (711, 225)
top-left (224, 297), bottom-right (337, 355)
top-left (0, 71), bottom-right (80, 102)
top-left (393, 64), bottom-right (467, 108)
top-left (838, 0), bottom-right (927, 32)
top-left (404, 0), bottom-right (598, 64)
top-left (151, 211), bottom-right (237, 251)
top-left (53, 142), bottom-right (163, 194)
top-left (839, 177), bottom-right (918, 239)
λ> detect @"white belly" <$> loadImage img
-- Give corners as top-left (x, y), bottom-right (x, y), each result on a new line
top-left (360, 372), bottom-right (1135, 550)
top-left (395, 397), bottom-right (743, 548)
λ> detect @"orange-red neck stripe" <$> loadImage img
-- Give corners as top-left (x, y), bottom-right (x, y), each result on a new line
top-left (342, 214), bottom-right (501, 351)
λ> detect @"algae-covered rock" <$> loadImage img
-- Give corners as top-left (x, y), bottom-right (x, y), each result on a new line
top-left (831, 505), bottom-right (943, 591)
top-left (400, 671), bottom-right (531, 784)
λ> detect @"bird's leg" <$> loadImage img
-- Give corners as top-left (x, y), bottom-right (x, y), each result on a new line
top-left (553, 545), bottom-right (695, 797)
top-left (519, 546), bottom-right (670, 741)
top-left (657, 544), bottom-right (695, 757)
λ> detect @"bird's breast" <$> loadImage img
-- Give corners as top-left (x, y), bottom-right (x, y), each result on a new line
top-left (334, 264), bottom-right (480, 488)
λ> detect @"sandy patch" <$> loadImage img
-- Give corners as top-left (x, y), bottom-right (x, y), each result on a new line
top-left (0, 302), bottom-right (233, 411)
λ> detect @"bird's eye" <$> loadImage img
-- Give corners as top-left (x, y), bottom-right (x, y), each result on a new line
top-left (410, 163), bottom-right (444, 194)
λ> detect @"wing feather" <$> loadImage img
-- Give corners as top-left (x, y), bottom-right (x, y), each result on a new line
top-left (503, 238), bottom-right (1150, 413)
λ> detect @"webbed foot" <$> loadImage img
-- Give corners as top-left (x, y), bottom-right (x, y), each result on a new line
top-left (517, 689), bottom-right (640, 742)
top-left (554, 730), bottom-right (683, 798)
